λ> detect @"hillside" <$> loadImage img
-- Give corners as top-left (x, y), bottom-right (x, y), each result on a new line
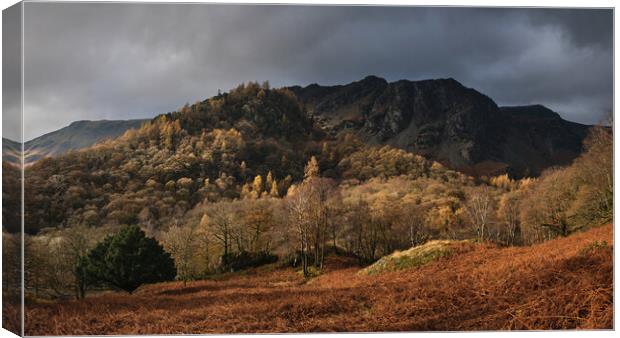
top-left (19, 84), bottom-right (321, 234)
top-left (21, 224), bottom-right (612, 334)
top-left (2, 119), bottom-right (149, 166)
top-left (9, 79), bottom-right (605, 239)
top-left (290, 76), bottom-right (590, 177)
top-left (4, 77), bottom-right (590, 176)
top-left (18, 83), bottom-right (469, 235)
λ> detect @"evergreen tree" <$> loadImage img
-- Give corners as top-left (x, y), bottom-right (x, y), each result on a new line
top-left (82, 224), bottom-right (176, 294)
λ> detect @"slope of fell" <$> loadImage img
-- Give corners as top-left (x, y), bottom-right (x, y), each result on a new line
top-left (23, 224), bottom-right (612, 334)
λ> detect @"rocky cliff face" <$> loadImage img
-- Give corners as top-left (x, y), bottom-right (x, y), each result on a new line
top-left (290, 76), bottom-right (590, 177)
top-left (497, 105), bottom-right (589, 177)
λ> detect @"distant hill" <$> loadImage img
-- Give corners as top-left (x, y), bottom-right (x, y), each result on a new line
top-left (2, 119), bottom-right (149, 165)
top-left (290, 76), bottom-right (590, 177)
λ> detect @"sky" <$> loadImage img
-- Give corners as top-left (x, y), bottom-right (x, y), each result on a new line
top-left (10, 3), bottom-right (613, 141)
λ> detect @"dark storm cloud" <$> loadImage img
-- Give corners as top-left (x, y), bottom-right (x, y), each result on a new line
top-left (22, 3), bottom-right (613, 140)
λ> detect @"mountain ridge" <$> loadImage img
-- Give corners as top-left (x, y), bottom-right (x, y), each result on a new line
top-left (4, 76), bottom-right (592, 177)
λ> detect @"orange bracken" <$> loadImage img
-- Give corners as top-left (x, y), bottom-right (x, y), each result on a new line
top-left (21, 224), bottom-right (613, 334)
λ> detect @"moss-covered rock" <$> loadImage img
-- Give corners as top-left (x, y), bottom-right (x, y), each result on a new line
top-left (359, 240), bottom-right (469, 276)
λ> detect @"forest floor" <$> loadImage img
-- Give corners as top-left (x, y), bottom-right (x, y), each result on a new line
top-left (22, 224), bottom-right (613, 335)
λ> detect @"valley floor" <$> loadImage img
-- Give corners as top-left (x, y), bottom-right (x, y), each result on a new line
top-left (23, 224), bottom-right (612, 334)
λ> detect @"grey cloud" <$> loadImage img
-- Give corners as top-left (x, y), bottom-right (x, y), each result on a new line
top-left (3, 3), bottom-right (22, 142)
top-left (21, 4), bottom-right (613, 140)
top-left (527, 8), bottom-right (613, 48)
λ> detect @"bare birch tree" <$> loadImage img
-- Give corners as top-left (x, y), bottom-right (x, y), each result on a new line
top-left (465, 186), bottom-right (493, 241)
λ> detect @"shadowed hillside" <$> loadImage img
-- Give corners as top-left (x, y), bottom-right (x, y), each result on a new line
top-left (290, 76), bottom-right (590, 177)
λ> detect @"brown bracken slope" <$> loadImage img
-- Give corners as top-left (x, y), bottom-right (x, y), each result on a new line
top-left (23, 224), bottom-right (613, 335)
